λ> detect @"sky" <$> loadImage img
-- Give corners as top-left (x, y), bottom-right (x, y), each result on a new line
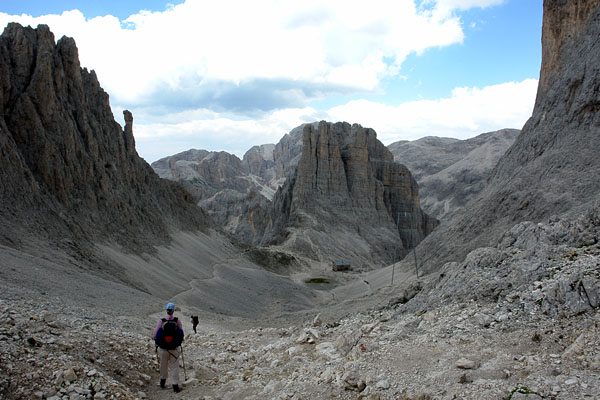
top-left (0, 0), bottom-right (543, 163)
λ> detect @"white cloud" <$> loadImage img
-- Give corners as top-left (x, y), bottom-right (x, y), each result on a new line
top-left (433, 0), bottom-right (505, 11)
top-left (132, 106), bottom-right (324, 162)
top-left (0, 0), bottom-right (533, 163)
top-left (425, 0), bottom-right (506, 16)
top-left (133, 78), bottom-right (538, 162)
top-left (324, 78), bottom-right (538, 143)
top-left (0, 0), bottom-right (473, 110)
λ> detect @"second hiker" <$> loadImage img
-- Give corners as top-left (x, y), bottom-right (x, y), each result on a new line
top-left (152, 302), bottom-right (184, 393)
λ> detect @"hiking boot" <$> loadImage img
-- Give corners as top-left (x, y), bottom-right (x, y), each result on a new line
top-left (173, 384), bottom-right (181, 393)
top-left (160, 379), bottom-right (166, 388)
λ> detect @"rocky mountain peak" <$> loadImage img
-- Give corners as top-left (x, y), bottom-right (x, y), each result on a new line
top-left (265, 121), bottom-right (437, 267)
top-left (0, 23), bottom-right (209, 251)
top-left (244, 143), bottom-right (275, 177)
top-left (389, 129), bottom-right (520, 221)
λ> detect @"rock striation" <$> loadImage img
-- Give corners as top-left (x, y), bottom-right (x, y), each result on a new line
top-left (153, 149), bottom-right (256, 201)
top-left (270, 123), bottom-right (308, 184)
top-left (154, 121), bottom-right (436, 268)
top-left (263, 121), bottom-right (437, 269)
top-left (389, 129), bottom-right (520, 221)
top-left (410, 0), bottom-right (600, 274)
top-left (0, 23), bottom-right (210, 253)
top-left (152, 149), bottom-right (275, 240)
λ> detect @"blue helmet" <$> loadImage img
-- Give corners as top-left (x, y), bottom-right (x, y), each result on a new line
top-left (165, 302), bottom-right (175, 312)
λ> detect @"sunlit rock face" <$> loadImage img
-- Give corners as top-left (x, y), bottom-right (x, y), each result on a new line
top-left (262, 121), bottom-right (437, 269)
top-left (389, 129), bottom-right (520, 221)
top-left (412, 0), bottom-right (600, 274)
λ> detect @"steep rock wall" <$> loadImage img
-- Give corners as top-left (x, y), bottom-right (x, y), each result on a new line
top-left (413, 0), bottom-right (600, 274)
top-left (0, 23), bottom-right (209, 252)
top-left (265, 121), bottom-right (437, 268)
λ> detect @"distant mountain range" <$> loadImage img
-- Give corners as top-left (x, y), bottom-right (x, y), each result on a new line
top-left (388, 129), bottom-right (520, 221)
top-left (153, 122), bottom-right (439, 269)
top-left (1, 0), bottom-right (598, 321)
top-left (151, 125), bottom-right (520, 267)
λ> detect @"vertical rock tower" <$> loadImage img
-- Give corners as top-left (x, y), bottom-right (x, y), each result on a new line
top-left (265, 121), bottom-right (437, 269)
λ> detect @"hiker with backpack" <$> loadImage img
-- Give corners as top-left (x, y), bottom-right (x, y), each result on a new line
top-left (152, 302), bottom-right (184, 393)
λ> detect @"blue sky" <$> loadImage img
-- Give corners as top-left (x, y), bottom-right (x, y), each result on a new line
top-left (1, 0), bottom-right (543, 162)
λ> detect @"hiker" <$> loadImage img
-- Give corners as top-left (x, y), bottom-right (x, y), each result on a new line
top-left (153, 302), bottom-right (184, 393)
top-left (191, 315), bottom-right (199, 334)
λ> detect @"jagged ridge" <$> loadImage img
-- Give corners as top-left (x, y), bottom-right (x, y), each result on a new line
top-left (0, 23), bottom-right (210, 253)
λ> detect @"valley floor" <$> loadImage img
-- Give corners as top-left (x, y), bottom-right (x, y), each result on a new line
top-left (1, 283), bottom-right (599, 400)
top-left (1, 205), bottom-right (599, 400)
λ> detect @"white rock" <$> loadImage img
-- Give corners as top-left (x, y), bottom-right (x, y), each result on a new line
top-left (184, 378), bottom-right (199, 386)
top-left (307, 328), bottom-right (320, 340)
top-left (474, 313), bottom-right (492, 328)
top-left (361, 323), bottom-right (377, 334)
top-left (139, 373), bottom-right (151, 382)
top-left (320, 367), bottom-right (337, 384)
top-left (288, 346), bottom-right (301, 357)
top-left (312, 314), bottom-right (322, 327)
top-left (63, 368), bottom-right (77, 382)
top-left (270, 359), bottom-right (283, 368)
top-left (316, 342), bottom-right (341, 361)
top-left (456, 358), bottom-right (477, 369)
top-left (495, 312), bottom-right (509, 322)
top-left (565, 378), bottom-right (578, 385)
top-left (375, 379), bottom-right (390, 389)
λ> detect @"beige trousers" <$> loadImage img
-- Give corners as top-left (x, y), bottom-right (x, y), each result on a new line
top-left (158, 348), bottom-right (180, 385)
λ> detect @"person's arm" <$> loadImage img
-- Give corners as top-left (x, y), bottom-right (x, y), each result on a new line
top-left (152, 319), bottom-right (162, 339)
top-left (177, 318), bottom-right (184, 340)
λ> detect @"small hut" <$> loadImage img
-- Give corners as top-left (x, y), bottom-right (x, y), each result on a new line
top-left (332, 261), bottom-right (351, 271)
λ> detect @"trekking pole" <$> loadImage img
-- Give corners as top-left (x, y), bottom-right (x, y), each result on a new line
top-left (180, 345), bottom-right (188, 381)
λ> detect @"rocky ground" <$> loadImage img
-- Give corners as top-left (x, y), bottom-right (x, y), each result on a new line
top-left (0, 296), bottom-right (155, 400)
top-left (1, 205), bottom-right (599, 400)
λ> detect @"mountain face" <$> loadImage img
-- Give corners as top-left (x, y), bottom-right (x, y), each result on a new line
top-left (0, 23), bottom-right (333, 320)
top-left (262, 121), bottom-right (437, 268)
top-left (389, 129), bottom-right (520, 220)
top-left (153, 149), bottom-right (258, 200)
top-left (0, 23), bottom-right (209, 252)
top-left (150, 126), bottom-right (307, 239)
top-left (412, 0), bottom-right (600, 274)
top-left (154, 121), bottom-right (437, 268)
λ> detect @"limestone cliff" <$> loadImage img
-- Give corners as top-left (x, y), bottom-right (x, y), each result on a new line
top-left (389, 129), bottom-right (520, 221)
top-left (412, 0), bottom-right (600, 274)
top-left (264, 122), bottom-right (437, 269)
top-left (153, 120), bottom-right (436, 268)
top-left (244, 143), bottom-right (275, 180)
top-left (0, 23), bottom-right (210, 252)
top-left (151, 125), bottom-right (308, 241)
top-left (153, 149), bottom-right (253, 200)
